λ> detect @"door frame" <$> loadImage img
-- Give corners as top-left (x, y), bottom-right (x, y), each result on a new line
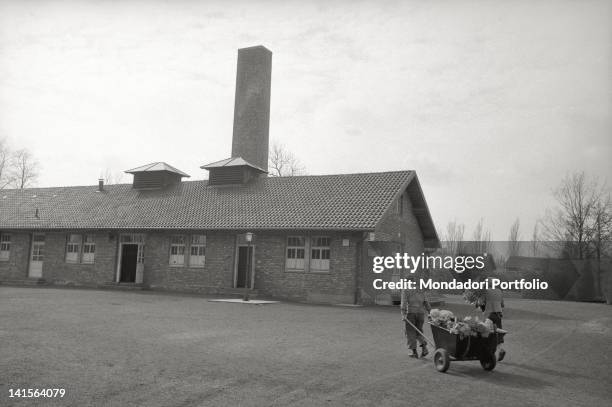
top-left (28, 233), bottom-right (45, 278)
top-left (234, 244), bottom-right (255, 289)
top-left (115, 234), bottom-right (145, 283)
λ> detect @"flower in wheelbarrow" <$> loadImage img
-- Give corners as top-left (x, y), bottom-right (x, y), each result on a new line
top-left (476, 323), bottom-right (491, 338)
top-left (462, 316), bottom-right (491, 337)
top-left (471, 319), bottom-right (492, 338)
top-left (449, 321), bottom-right (472, 339)
top-left (429, 309), bottom-right (456, 329)
top-left (439, 310), bottom-right (454, 321)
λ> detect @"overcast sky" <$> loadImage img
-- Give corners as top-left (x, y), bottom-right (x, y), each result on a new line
top-left (1, 0), bottom-right (610, 239)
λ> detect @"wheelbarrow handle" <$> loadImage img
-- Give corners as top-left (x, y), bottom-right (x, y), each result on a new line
top-left (402, 316), bottom-right (436, 348)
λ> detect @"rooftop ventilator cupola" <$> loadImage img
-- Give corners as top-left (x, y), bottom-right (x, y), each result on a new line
top-left (125, 162), bottom-right (190, 190)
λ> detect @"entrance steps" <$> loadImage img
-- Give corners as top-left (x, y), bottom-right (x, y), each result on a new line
top-left (101, 282), bottom-right (145, 290)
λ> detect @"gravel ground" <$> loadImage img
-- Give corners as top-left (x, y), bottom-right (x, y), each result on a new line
top-left (1, 286), bottom-right (611, 407)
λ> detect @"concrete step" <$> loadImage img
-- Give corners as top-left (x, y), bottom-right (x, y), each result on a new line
top-left (218, 288), bottom-right (259, 298)
top-left (101, 282), bottom-right (145, 290)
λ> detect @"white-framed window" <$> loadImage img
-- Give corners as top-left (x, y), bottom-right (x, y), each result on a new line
top-left (286, 236), bottom-right (305, 270)
top-left (189, 235), bottom-right (206, 267)
top-left (0, 233), bottom-right (10, 261)
top-left (169, 235), bottom-right (186, 266)
top-left (311, 236), bottom-right (331, 271)
top-left (82, 235), bottom-right (96, 264)
top-left (121, 234), bottom-right (144, 244)
top-left (66, 234), bottom-right (82, 263)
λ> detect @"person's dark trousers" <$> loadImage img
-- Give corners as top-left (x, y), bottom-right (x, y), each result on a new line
top-left (488, 312), bottom-right (504, 344)
top-left (405, 312), bottom-right (426, 349)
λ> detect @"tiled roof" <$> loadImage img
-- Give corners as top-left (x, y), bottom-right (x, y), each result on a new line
top-left (125, 162), bottom-right (190, 177)
top-left (0, 171), bottom-right (421, 231)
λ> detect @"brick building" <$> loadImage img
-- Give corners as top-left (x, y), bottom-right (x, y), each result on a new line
top-left (0, 46), bottom-right (439, 305)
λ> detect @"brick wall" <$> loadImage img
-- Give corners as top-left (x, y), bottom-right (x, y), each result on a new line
top-left (359, 189), bottom-right (425, 305)
top-left (253, 231), bottom-right (359, 304)
top-left (0, 232), bottom-right (31, 280)
top-left (42, 231), bottom-right (117, 286)
top-left (137, 230), bottom-right (359, 303)
top-left (0, 231), bottom-right (117, 285)
top-left (145, 231), bottom-right (235, 293)
top-left (0, 225), bottom-right (423, 306)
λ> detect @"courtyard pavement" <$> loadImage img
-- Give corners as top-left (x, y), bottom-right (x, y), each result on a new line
top-left (1, 286), bottom-right (611, 406)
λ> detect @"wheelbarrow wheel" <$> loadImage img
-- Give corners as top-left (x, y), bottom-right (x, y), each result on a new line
top-left (433, 348), bottom-right (450, 373)
top-left (480, 351), bottom-right (497, 371)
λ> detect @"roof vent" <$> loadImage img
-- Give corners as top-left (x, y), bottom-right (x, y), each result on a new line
top-left (125, 162), bottom-right (190, 190)
top-left (200, 157), bottom-right (266, 185)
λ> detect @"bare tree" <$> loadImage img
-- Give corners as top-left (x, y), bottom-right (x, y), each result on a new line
top-left (591, 192), bottom-right (612, 261)
top-left (0, 138), bottom-right (13, 189)
top-left (541, 172), bottom-right (606, 259)
top-left (531, 222), bottom-right (540, 257)
top-left (268, 142), bottom-right (305, 177)
top-left (10, 149), bottom-right (39, 189)
top-left (444, 220), bottom-right (465, 255)
top-left (471, 218), bottom-right (492, 254)
top-left (101, 168), bottom-right (125, 185)
top-left (508, 218), bottom-right (521, 258)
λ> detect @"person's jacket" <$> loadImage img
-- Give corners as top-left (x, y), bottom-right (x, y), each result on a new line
top-left (400, 290), bottom-right (431, 316)
top-left (483, 288), bottom-right (504, 313)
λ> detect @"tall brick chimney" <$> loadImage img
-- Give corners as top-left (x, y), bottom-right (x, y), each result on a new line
top-left (231, 46), bottom-right (272, 172)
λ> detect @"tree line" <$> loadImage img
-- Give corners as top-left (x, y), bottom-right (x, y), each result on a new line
top-left (442, 171), bottom-right (612, 262)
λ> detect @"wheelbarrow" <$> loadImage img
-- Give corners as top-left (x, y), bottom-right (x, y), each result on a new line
top-left (403, 317), bottom-right (506, 373)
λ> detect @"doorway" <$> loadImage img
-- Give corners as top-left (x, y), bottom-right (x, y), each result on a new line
top-left (28, 233), bottom-right (45, 278)
top-left (235, 246), bottom-right (254, 289)
top-left (120, 244), bottom-right (138, 283)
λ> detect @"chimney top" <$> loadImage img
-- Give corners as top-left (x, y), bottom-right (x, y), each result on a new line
top-left (98, 179), bottom-right (104, 192)
top-left (238, 45), bottom-right (272, 52)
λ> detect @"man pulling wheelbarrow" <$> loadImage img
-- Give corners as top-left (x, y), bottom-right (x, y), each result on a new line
top-left (401, 284), bottom-right (432, 358)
